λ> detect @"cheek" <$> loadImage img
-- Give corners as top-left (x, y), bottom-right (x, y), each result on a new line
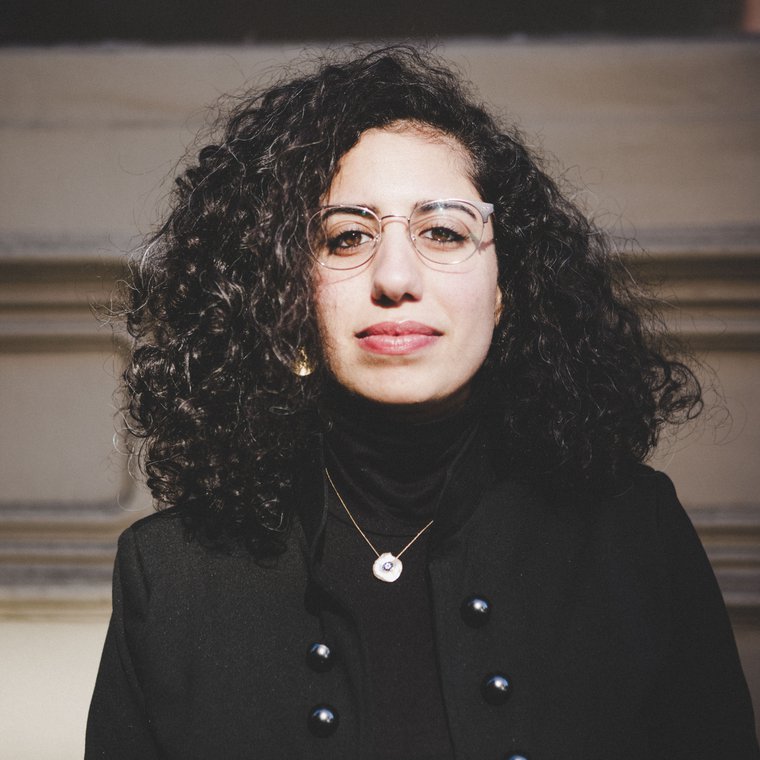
top-left (314, 275), bottom-right (350, 355)
top-left (314, 283), bottom-right (335, 346)
top-left (456, 263), bottom-right (500, 335)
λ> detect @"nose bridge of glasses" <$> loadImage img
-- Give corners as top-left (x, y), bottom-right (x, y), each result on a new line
top-left (375, 213), bottom-right (417, 248)
top-left (377, 213), bottom-right (412, 230)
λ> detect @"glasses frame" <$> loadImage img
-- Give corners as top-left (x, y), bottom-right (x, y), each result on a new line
top-left (307, 198), bottom-right (495, 270)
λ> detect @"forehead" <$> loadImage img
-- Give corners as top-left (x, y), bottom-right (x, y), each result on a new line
top-left (326, 126), bottom-right (476, 207)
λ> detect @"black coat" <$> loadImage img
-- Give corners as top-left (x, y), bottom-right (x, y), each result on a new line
top-left (86, 442), bottom-right (759, 759)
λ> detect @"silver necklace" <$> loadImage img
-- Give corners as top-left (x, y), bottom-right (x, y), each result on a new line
top-left (325, 468), bottom-right (434, 583)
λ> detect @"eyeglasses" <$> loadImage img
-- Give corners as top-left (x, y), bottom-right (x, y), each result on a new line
top-left (306, 198), bottom-right (494, 270)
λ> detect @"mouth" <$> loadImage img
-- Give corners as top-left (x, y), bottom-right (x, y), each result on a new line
top-left (356, 321), bottom-right (442, 355)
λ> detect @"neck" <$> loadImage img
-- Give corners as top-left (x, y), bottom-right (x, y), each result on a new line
top-left (321, 381), bottom-right (483, 527)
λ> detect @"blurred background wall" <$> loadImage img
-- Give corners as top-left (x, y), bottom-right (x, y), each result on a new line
top-left (1, 3), bottom-right (759, 755)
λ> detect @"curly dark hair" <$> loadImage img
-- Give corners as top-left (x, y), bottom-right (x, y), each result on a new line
top-left (122, 45), bottom-right (701, 553)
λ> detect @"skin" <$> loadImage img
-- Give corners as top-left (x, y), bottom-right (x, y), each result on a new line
top-left (315, 125), bottom-right (501, 412)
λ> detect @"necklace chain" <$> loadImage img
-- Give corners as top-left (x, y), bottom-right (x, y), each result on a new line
top-left (324, 468), bottom-right (434, 582)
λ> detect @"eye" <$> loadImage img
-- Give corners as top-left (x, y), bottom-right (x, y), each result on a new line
top-left (317, 209), bottom-right (378, 258)
top-left (406, 200), bottom-right (485, 265)
top-left (419, 224), bottom-right (468, 246)
top-left (327, 227), bottom-right (375, 254)
top-left (414, 216), bottom-right (472, 251)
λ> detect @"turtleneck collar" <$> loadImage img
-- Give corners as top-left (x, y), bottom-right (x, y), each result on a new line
top-left (321, 381), bottom-right (484, 531)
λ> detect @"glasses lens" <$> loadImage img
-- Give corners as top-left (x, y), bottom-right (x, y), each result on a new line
top-left (410, 200), bottom-right (483, 264)
top-left (308, 207), bottom-right (379, 269)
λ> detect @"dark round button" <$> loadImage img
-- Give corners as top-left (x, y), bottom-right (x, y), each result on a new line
top-left (307, 704), bottom-right (339, 737)
top-left (306, 642), bottom-right (333, 672)
top-left (481, 673), bottom-right (512, 705)
top-left (461, 596), bottom-right (491, 628)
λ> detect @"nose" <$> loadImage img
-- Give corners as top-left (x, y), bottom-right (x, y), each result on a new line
top-left (370, 217), bottom-right (423, 305)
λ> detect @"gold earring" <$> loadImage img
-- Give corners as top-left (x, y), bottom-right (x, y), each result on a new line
top-left (292, 349), bottom-right (314, 377)
top-left (494, 290), bottom-right (504, 325)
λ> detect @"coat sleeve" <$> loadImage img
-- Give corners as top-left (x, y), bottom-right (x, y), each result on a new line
top-left (85, 527), bottom-right (162, 759)
top-left (646, 472), bottom-right (759, 758)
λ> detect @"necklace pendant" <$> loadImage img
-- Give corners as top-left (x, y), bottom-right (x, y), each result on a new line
top-left (372, 552), bottom-right (403, 583)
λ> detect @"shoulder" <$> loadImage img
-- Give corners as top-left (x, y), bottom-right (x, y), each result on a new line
top-left (489, 465), bottom-right (701, 575)
top-left (120, 507), bottom-right (186, 545)
top-left (113, 507), bottom-right (308, 601)
top-left (611, 465), bottom-right (699, 547)
top-left (116, 508), bottom-right (195, 571)
top-left (592, 464), bottom-right (685, 528)
top-left (487, 464), bottom-right (684, 529)
top-left (110, 509), bottom-right (202, 607)
top-left (580, 465), bottom-right (702, 563)
top-left (608, 463), bottom-right (677, 503)
top-left (113, 508), bottom-right (255, 596)
top-left (589, 466), bottom-right (724, 602)
top-left (120, 506), bottom-right (192, 548)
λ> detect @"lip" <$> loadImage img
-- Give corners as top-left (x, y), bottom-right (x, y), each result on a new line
top-left (356, 321), bottom-right (442, 355)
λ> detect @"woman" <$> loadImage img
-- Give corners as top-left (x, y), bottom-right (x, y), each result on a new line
top-left (86, 47), bottom-right (758, 758)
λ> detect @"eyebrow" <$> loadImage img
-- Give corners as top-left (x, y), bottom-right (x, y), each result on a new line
top-left (320, 204), bottom-right (379, 218)
top-left (322, 199), bottom-right (479, 219)
top-left (418, 199), bottom-right (478, 220)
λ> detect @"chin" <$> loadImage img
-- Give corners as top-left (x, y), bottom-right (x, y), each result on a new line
top-left (341, 374), bottom-right (469, 412)
top-left (368, 392), bottom-right (435, 407)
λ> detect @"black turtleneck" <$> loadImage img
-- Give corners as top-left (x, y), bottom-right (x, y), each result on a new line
top-left (323, 384), bottom-right (483, 527)
top-left (318, 385), bottom-right (485, 760)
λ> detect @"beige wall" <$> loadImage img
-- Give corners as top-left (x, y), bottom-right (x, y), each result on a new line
top-left (1, 41), bottom-right (758, 756)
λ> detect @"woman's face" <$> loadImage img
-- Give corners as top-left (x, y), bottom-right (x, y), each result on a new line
top-left (314, 126), bottom-right (500, 409)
